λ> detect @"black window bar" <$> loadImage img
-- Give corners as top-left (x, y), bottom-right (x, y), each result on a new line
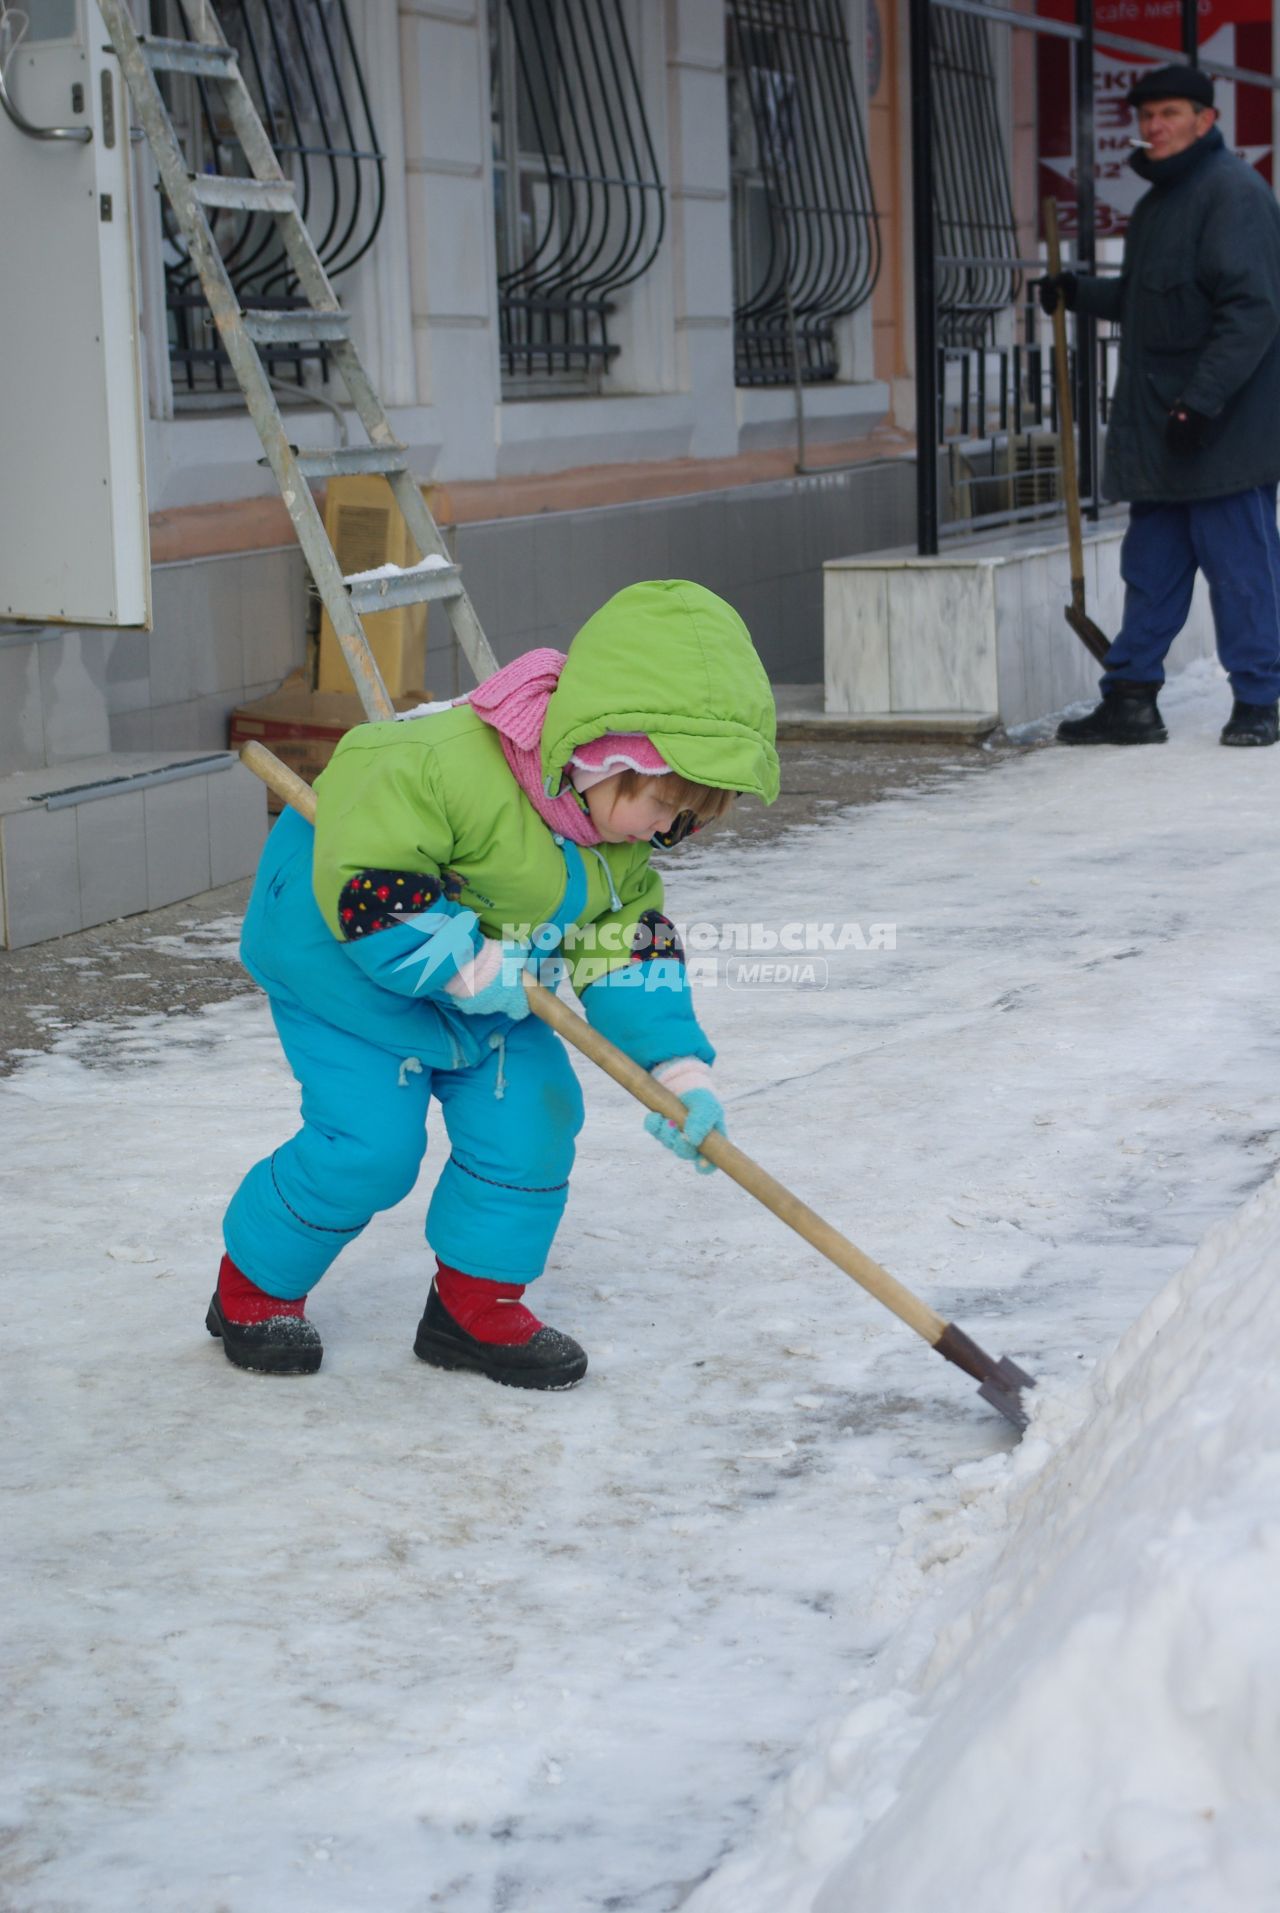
top-left (727, 0), bottom-right (880, 389)
top-left (930, 8), bottom-right (1020, 350)
top-left (155, 0), bottom-right (385, 394)
top-left (490, 0), bottom-right (666, 391)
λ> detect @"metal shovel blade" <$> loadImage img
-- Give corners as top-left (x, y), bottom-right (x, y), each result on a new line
top-left (977, 1356), bottom-right (1038, 1432)
top-left (935, 1323), bottom-right (1037, 1432)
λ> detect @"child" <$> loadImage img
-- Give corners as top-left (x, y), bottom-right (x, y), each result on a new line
top-left (208, 580), bottom-right (779, 1387)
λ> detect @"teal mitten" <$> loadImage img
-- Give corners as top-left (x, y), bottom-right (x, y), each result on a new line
top-left (644, 1088), bottom-right (726, 1175)
top-left (449, 940), bottom-right (535, 1020)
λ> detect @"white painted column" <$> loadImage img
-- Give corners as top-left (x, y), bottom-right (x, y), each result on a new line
top-left (835, 0), bottom-right (878, 387)
top-left (398, 0), bottom-right (500, 478)
top-left (665, 0), bottom-right (738, 457)
top-left (347, 0), bottom-right (418, 409)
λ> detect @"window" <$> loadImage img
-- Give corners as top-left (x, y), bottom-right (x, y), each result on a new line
top-left (489, 0), bottom-right (666, 394)
top-left (154, 0), bottom-right (385, 395)
top-left (727, 0), bottom-right (880, 387)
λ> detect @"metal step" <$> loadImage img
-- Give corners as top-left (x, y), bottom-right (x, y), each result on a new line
top-left (294, 445), bottom-right (409, 480)
top-left (242, 308), bottom-right (351, 346)
top-left (346, 562), bottom-right (465, 615)
top-left (140, 36), bottom-right (237, 77)
top-left (191, 173), bottom-right (296, 214)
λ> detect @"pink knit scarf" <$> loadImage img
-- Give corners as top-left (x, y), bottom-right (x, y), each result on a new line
top-left (466, 648), bottom-right (668, 847)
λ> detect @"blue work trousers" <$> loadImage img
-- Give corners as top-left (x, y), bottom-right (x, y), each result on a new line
top-left (1102, 485), bottom-right (1280, 703)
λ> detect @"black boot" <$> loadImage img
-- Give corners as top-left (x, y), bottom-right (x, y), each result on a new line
top-left (1220, 699), bottom-right (1279, 747)
top-left (413, 1281), bottom-right (588, 1391)
top-left (206, 1294), bottom-right (324, 1374)
top-left (1057, 682), bottom-right (1168, 746)
top-left (206, 1254), bottom-right (323, 1374)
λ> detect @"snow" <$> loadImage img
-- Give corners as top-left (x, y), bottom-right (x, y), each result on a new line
top-left (690, 1175), bottom-right (1280, 1913)
top-left (396, 697), bottom-right (459, 721)
top-left (3, 660), bottom-right (1279, 1911)
top-left (344, 554), bottom-right (452, 584)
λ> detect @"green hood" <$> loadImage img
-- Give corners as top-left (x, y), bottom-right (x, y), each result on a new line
top-left (541, 580), bottom-right (780, 804)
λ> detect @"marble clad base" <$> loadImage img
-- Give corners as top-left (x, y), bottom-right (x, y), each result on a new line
top-left (0, 753), bottom-right (265, 949)
top-left (823, 520), bottom-right (1219, 731)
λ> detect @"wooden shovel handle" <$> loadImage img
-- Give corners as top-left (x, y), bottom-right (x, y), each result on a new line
top-left (524, 979), bottom-right (945, 1342)
top-left (238, 739), bottom-right (948, 1348)
top-left (1042, 197), bottom-right (1085, 599)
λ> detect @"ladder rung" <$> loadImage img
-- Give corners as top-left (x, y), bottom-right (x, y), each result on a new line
top-left (243, 309), bottom-right (351, 346)
top-left (141, 36), bottom-right (237, 77)
top-left (191, 174), bottom-right (296, 214)
top-left (294, 445), bottom-right (409, 480)
top-left (347, 564), bottom-right (464, 615)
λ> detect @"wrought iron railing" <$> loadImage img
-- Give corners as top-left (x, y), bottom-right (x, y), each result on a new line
top-left (935, 292), bottom-right (1124, 536)
top-left (155, 0), bottom-right (384, 393)
top-left (490, 0), bottom-right (666, 390)
top-left (727, 0), bottom-right (880, 388)
top-left (929, 8), bottom-right (1020, 349)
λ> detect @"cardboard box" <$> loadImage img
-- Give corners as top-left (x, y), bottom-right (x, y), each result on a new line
top-left (229, 671), bottom-right (430, 809)
top-left (316, 475), bottom-right (453, 697)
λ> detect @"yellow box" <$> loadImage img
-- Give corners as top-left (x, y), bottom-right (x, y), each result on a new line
top-left (316, 476), bottom-right (452, 696)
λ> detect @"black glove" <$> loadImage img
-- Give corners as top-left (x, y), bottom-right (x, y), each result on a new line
top-left (1036, 272), bottom-right (1077, 316)
top-left (1165, 402), bottom-right (1213, 455)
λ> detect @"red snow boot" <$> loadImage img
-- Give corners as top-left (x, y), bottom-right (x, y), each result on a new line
top-left (206, 1254), bottom-right (323, 1375)
top-left (413, 1261), bottom-right (587, 1391)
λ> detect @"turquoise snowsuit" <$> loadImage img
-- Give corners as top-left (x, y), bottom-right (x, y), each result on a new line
top-left (222, 581), bottom-right (778, 1297)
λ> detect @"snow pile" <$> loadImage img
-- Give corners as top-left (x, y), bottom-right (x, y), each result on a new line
top-left (691, 1169), bottom-right (1280, 1913)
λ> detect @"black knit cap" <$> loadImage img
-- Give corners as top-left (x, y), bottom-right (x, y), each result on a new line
top-left (1126, 63), bottom-right (1215, 109)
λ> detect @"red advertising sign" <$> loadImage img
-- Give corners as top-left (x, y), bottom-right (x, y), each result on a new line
top-left (1037, 0), bottom-right (1274, 236)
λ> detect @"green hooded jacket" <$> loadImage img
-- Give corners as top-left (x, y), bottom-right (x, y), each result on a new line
top-left (308, 581), bottom-right (777, 1059)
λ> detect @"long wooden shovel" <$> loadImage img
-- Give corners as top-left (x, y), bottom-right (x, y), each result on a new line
top-left (239, 738), bottom-right (1036, 1430)
top-left (1043, 197), bottom-right (1111, 666)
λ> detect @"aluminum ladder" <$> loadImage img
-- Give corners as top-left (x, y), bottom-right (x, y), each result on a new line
top-left (98, 0), bottom-right (497, 720)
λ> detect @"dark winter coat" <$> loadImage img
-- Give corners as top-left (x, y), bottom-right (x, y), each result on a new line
top-left (1074, 129), bottom-right (1280, 503)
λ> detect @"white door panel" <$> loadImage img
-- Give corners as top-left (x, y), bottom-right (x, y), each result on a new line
top-left (0, 0), bottom-right (151, 627)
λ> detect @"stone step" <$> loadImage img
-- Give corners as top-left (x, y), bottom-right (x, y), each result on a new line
top-left (0, 751), bottom-right (266, 949)
top-left (773, 685), bottom-right (998, 743)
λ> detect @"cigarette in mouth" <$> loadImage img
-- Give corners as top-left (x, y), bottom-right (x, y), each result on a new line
top-left (1128, 137), bottom-right (1153, 148)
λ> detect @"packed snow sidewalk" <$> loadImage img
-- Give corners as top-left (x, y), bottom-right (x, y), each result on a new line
top-left (3, 660), bottom-right (1279, 1912)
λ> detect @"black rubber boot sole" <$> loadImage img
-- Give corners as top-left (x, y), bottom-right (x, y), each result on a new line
top-left (1058, 688), bottom-right (1167, 747)
top-left (206, 1293), bottom-right (323, 1375)
top-left (1220, 699), bottom-right (1279, 746)
top-left (1220, 722), bottom-right (1279, 747)
top-left (413, 1285), bottom-right (587, 1391)
top-left (1057, 716), bottom-right (1168, 745)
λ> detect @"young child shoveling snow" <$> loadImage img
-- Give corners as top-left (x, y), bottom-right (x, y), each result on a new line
top-left (209, 580), bottom-right (779, 1386)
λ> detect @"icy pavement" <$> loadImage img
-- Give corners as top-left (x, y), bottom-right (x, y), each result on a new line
top-left (2, 660), bottom-right (1278, 1912)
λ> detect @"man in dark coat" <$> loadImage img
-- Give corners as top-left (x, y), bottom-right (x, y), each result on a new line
top-left (1040, 64), bottom-right (1280, 747)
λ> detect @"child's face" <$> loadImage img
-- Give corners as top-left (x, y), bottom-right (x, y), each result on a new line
top-left (584, 775), bottom-right (683, 844)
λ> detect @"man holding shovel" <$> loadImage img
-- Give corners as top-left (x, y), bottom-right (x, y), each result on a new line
top-left (1040, 64), bottom-right (1280, 748)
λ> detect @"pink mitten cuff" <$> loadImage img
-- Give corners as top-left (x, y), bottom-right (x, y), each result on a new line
top-left (652, 1056), bottom-right (716, 1098)
top-left (445, 938), bottom-right (506, 1001)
